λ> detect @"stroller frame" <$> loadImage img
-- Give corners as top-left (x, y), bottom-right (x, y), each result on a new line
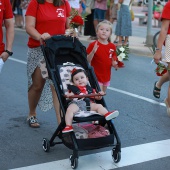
top-left (41, 35), bottom-right (121, 169)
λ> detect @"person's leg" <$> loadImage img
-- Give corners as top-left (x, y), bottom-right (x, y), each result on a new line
top-left (65, 104), bottom-right (79, 126)
top-left (90, 103), bottom-right (108, 115)
top-left (62, 104), bottom-right (79, 133)
top-left (123, 36), bottom-right (129, 45)
top-left (28, 67), bottom-right (45, 127)
top-left (156, 72), bottom-right (169, 88)
top-left (51, 85), bottom-right (61, 124)
top-left (91, 103), bottom-right (119, 120)
top-left (153, 72), bottom-right (169, 98)
top-left (164, 68), bottom-right (170, 117)
top-left (117, 36), bottom-right (123, 46)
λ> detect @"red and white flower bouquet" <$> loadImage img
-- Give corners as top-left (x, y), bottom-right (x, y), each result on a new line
top-left (65, 8), bottom-right (84, 36)
top-left (116, 46), bottom-right (129, 68)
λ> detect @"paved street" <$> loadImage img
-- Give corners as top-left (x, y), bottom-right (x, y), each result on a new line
top-left (1, 9), bottom-right (170, 170)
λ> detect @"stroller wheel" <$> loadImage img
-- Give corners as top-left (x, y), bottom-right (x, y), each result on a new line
top-left (111, 149), bottom-right (121, 163)
top-left (42, 138), bottom-right (50, 152)
top-left (70, 154), bottom-right (78, 169)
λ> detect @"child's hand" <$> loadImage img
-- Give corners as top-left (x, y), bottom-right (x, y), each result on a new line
top-left (95, 91), bottom-right (105, 100)
top-left (112, 60), bottom-right (119, 70)
top-left (92, 41), bottom-right (99, 54)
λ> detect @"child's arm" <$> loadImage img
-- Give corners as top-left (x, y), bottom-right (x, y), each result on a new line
top-left (112, 59), bottom-right (119, 70)
top-left (87, 41), bottom-right (99, 63)
top-left (95, 91), bottom-right (105, 100)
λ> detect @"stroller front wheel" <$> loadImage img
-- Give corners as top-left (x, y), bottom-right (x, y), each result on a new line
top-left (111, 149), bottom-right (121, 163)
top-left (42, 138), bottom-right (50, 152)
top-left (70, 154), bottom-right (78, 169)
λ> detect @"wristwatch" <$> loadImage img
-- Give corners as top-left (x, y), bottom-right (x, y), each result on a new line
top-left (5, 50), bottom-right (13, 56)
top-left (155, 48), bottom-right (161, 51)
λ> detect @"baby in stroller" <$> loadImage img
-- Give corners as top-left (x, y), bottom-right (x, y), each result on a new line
top-left (62, 68), bottom-right (119, 133)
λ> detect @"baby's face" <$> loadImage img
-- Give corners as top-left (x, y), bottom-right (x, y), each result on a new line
top-left (73, 72), bottom-right (88, 86)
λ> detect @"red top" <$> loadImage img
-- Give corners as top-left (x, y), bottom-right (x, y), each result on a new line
top-left (161, 1), bottom-right (170, 34)
top-left (86, 40), bottom-right (117, 83)
top-left (0, 0), bottom-right (13, 54)
top-left (26, 0), bottom-right (71, 48)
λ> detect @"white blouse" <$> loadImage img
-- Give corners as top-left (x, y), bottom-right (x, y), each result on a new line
top-left (122, 0), bottom-right (131, 6)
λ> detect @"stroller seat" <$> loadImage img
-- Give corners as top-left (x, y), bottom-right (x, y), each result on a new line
top-left (58, 62), bottom-right (103, 121)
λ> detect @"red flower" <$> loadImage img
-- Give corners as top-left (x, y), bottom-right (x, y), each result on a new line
top-left (155, 62), bottom-right (167, 76)
top-left (155, 66), bottom-right (167, 76)
top-left (70, 15), bottom-right (84, 26)
top-left (117, 60), bottom-right (124, 68)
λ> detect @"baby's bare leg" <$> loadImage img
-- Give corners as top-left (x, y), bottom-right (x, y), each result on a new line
top-left (90, 103), bottom-right (108, 116)
top-left (65, 104), bottom-right (79, 126)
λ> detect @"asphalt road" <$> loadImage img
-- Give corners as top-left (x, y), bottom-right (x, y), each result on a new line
top-left (1, 27), bottom-right (170, 170)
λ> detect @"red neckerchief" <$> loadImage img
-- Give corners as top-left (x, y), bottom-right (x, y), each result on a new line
top-left (77, 86), bottom-right (87, 94)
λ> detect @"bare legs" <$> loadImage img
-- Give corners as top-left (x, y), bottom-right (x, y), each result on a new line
top-left (99, 85), bottom-right (107, 93)
top-left (167, 64), bottom-right (170, 106)
top-left (155, 72), bottom-right (169, 89)
top-left (28, 67), bottom-right (45, 127)
top-left (51, 85), bottom-right (61, 124)
top-left (118, 36), bottom-right (129, 46)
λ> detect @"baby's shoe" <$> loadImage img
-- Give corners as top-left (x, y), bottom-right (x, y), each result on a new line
top-left (105, 110), bottom-right (119, 120)
top-left (164, 98), bottom-right (170, 117)
top-left (62, 125), bottom-right (73, 133)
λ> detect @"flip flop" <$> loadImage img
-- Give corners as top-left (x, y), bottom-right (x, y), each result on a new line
top-left (27, 116), bottom-right (40, 128)
top-left (153, 81), bottom-right (161, 98)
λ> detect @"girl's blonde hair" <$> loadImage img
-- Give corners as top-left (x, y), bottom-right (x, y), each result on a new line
top-left (96, 20), bottom-right (113, 42)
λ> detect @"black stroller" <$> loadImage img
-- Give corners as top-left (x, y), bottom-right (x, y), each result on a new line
top-left (41, 35), bottom-right (121, 169)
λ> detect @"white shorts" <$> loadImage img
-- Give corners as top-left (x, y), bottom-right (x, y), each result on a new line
top-left (164, 35), bottom-right (170, 63)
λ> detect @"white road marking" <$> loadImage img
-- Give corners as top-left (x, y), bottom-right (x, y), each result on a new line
top-left (108, 87), bottom-right (166, 107)
top-left (9, 57), bottom-right (27, 64)
top-left (10, 139), bottom-right (170, 170)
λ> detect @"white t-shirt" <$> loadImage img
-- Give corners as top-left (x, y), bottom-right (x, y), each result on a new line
top-left (122, 0), bottom-right (131, 6)
top-left (68, 0), bottom-right (80, 9)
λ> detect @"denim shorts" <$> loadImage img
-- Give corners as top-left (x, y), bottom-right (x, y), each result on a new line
top-left (17, 7), bottom-right (23, 15)
top-left (94, 8), bottom-right (106, 21)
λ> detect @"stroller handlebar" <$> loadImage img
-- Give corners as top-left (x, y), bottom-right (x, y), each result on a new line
top-left (64, 93), bottom-right (106, 99)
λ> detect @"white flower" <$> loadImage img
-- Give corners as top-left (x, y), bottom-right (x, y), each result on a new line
top-left (119, 47), bottom-right (125, 52)
top-left (117, 53), bottom-right (126, 61)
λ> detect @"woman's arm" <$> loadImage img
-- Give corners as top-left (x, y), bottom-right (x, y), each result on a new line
top-left (25, 16), bottom-right (41, 41)
top-left (154, 19), bottom-right (170, 64)
top-left (1, 18), bottom-right (14, 62)
top-left (25, 16), bottom-right (51, 40)
top-left (4, 18), bottom-right (14, 52)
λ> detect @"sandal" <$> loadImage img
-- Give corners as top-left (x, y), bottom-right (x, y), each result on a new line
top-left (153, 81), bottom-right (161, 98)
top-left (27, 116), bottom-right (40, 128)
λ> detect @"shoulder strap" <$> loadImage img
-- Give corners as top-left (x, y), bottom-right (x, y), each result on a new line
top-left (86, 85), bottom-right (94, 94)
top-left (67, 85), bottom-right (81, 95)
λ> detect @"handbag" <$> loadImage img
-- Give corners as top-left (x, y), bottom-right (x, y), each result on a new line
top-left (130, 9), bottom-right (134, 21)
top-left (154, 11), bottom-right (161, 20)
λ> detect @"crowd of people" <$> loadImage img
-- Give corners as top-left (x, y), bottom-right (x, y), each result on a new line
top-left (1, 0), bottom-right (170, 130)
